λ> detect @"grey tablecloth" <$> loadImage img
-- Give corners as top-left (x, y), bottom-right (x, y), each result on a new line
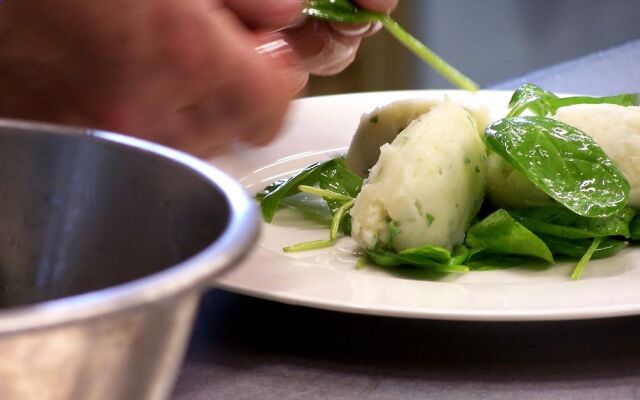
top-left (173, 39), bottom-right (640, 400)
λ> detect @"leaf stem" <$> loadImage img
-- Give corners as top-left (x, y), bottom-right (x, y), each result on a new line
top-left (284, 239), bottom-right (334, 252)
top-left (571, 237), bottom-right (602, 280)
top-left (379, 16), bottom-right (479, 92)
top-left (298, 185), bottom-right (354, 201)
top-left (330, 199), bottom-right (355, 240)
top-left (283, 198), bottom-right (354, 252)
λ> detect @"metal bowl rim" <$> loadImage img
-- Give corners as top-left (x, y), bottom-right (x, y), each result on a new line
top-left (0, 119), bottom-right (259, 334)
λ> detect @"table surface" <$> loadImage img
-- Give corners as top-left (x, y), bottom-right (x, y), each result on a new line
top-left (172, 39), bottom-right (640, 400)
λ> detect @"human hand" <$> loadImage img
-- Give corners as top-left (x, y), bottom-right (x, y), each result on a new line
top-left (275, 0), bottom-right (399, 77)
top-left (0, 0), bottom-right (397, 156)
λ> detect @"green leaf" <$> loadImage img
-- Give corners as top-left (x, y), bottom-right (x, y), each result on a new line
top-left (465, 209), bottom-right (554, 263)
top-left (484, 116), bottom-right (629, 217)
top-left (552, 93), bottom-right (639, 110)
top-left (367, 245), bottom-right (469, 273)
top-left (397, 245), bottom-right (453, 265)
top-left (507, 83), bottom-right (559, 117)
top-left (450, 245), bottom-right (470, 266)
top-left (465, 251), bottom-right (535, 271)
top-left (258, 158), bottom-right (362, 222)
top-left (509, 206), bottom-right (634, 239)
top-left (304, 0), bottom-right (379, 23)
top-left (630, 215), bottom-right (640, 241)
top-left (507, 83), bottom-right (639, 117)
top-left (540, 235), bottom-right (628, 260)
top-left (259, 160), bottom-right (328, 222)
top-left (317, 158), bottom-right (363, 198)
top-left (303, 0), bottom-right (478, 91)
top-left (318, 158), bottom-right (363, 214)
top-left (279, 194), bottom-right (333, 224)
top-left (255, 178), bottom-right (287, 200)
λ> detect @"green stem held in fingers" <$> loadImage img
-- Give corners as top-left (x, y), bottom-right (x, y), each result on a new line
top-left (378, 16), bottom-right (479, 92)
top-left (303, 0), bottom-right (479, 91)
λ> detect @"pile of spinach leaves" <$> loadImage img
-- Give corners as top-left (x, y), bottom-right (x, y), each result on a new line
top-left (257, 84), bottom-right (640, 280)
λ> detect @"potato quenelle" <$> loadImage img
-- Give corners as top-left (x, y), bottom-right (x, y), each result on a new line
top-left (487, 104), bottom-right (640, 210)
top-left (349, 99), bottom-right (486, 252)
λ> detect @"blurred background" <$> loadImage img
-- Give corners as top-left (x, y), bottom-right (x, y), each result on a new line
top-left (307, 0), bottom-right (640, 95)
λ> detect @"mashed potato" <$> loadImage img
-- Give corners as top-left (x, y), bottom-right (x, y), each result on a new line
top-left (556, 104), bottom-right (640, 208)
top-left (349, 99), bottom-right (486, 251)
top-left (346, 99), bottom-right (439, 178)
top-left (486, 104), bottom-right (640, 210)
top-left (485, 153), bottom-right (555, 209)
top-left (346, 99), bottom-right (490, 178)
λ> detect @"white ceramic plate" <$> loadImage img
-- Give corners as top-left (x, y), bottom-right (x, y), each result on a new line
top-left (210, 90), bottom-right (640, 321)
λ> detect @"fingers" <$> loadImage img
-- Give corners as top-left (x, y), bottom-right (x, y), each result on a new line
top-left (255, 32), bottom-right (310, 92)
top-left (329, 21), bottom-right (374, 36)
top-left (331, 0), bottom-right (396, 37)
top-left (329, 20), bottom-right (382, 38)
top-left (278, 0), bottom-right (398, 77)
top-left (282, 19), bottom-right (361, 76)
top-left (353, 0), bottom-right (398, 13)
top-left (222, 0), bottom-right (303, 29)
top-left (164, 8), bottom-right (302, 155)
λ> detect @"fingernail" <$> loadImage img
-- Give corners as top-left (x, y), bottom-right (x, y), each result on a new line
top-left (255, 36), bottom-right (289, 56)
top-left (329, 22), bottom-right (373, 37)
top-left (255, 33), bottom-right (300, 68)
top-left (255, 33), bottom-right (309, 94)
top-left (367, 21), bottom-right (383, 36)
top-left (277, 0), bottom-right (307, 30)
top-left (256, 33), bottom-right (290, 56)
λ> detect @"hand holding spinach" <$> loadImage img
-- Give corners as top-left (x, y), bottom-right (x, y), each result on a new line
top-left (304, 0), bottom-right (479, 91)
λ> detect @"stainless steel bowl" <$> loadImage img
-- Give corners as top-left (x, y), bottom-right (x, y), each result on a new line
top-left (0, 120), bottom-right (259, 400)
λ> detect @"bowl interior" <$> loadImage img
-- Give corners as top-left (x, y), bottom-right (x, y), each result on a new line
top-left (0, 126), bottom-right (229, 308)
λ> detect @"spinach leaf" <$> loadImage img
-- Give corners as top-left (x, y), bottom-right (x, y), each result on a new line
top-left (256, 178), bottom-right (287, 201)
top-left (279, 194), bottom-right (333, 224)
top-left (304, 0), bottom-right (378, 23)
top-left (539, 235), bottom-right (628, 260)
top-left (318, 159), bottom-right (362, 196)
top-left (258, 158), bottom-right (362, 222)
top-left (367, 245), bottom-right (469, 273)
top-left (450, 245), bottom-right (470, 266)
top-left (509, 206), bottom-right (634, 239)
top-left (484, 116), bottom-right (629, 217)
top-left (318, 159), bottom-right (363, 214)
top-left (259, 160), bottom-right (327, 222)
top-left (630, 215), bottom-right (640, 241)
top-left (303, 0), bottom-right (478, 91)
top-left (396, 245), bottom-right (453, 265)
top-left (507, 83), bottom-right (559, 117)
top-left (507, 83), bottom-right (639, 117)
top-left (465, 250), bottom-right (536, 271)
top-left (465, 209), bottom-right (554, 263)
